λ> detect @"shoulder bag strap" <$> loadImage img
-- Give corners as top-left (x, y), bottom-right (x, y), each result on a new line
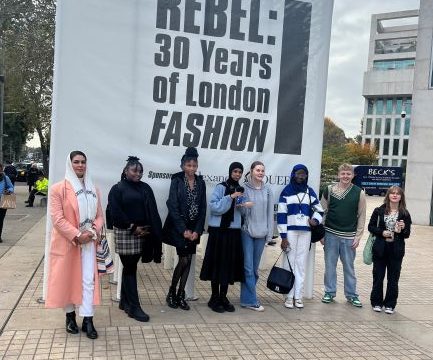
top-left (273, 250), bottom-right (293, 273)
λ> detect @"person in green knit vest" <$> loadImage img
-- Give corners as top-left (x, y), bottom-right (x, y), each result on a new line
top-left (320, 163), bottom-right (366, 307)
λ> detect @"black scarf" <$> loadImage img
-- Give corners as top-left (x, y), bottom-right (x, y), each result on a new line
top-left (220, 162), bottom-right (243, 229)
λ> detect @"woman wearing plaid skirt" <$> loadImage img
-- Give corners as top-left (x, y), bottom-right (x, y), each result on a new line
top-left (108, 156), bottom-right (163, 322)
top-left (163, 148), bottom-right (207, 311)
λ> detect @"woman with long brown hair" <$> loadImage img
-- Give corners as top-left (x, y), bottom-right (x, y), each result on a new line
top-left (239, 161), bottom-right (274, 311)
top-left (368, 186), bottom-right (412, 314)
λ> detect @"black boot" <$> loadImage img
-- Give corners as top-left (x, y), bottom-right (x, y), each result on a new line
top-left (124, 274), bottom-right (149, 322)
top-left (82, 317), bottom-right (98, 339)
top-left (166, 286), bottom-right (178, 309)
top-left (119, 274), bottom-right (129, 313)
top-left (221, 296), bottom-right (235, 312)
top-left (177, 290), bottom-right (190, 311)
top-left (65, 311), bottom-right (79, 334)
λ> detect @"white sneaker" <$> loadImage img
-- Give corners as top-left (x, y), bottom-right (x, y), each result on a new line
top-left (373, 306), bottom-right (382, 312)
top-left (245, 304), bottom-right (265, 312)
top-left (294, 299), bottom-right (304, 308)
top-left (384, 307), bottom-right (394, 314)
top-left (284, 299), bottom-right (294, 309)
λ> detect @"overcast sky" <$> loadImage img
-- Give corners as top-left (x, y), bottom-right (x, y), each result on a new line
top-left (325, 0), bottom-right (420, 137)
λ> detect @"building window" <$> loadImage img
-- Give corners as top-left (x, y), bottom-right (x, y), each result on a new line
top-left (401, 159), bottom-right (407, 170)
top-left (373, 59), bottom-right (416, 71)
top-left (366, 118), bottom-right (372, 135)
top-left (375, 37), bottom-right (417, 54)
top-left (382, 159), bottom-right (389, 166)
top-left (396, 98), bottom-right (403, 114)
top-left (404, 118), bottom-right (410, 135)
top-left (386, 99), bottom-right (393, 114)
top-left (365, 138), bottom-right (371, 146)
top-left (394, 118), bottom-right (401, 135)
top-left (393, 139), bottom-right (399, 156)
top-left (383, 139), bottom-right (390, 155)
top-left (367, 99), bottom-right (374, 115)
top-left (376, 99), bottom-right (384, 115)
top-left (403, 139), bottom-right (409, 156)
top-left (385, 118), bottom-right (391, 135)
top-left (374, 138), bottom-right (380, 153)
top-left (405, 99), bottom-right (412, 114)
top-left (375, 118), bottom-right (382, 135)
top-left (392, 159), bottom-right (399, 166)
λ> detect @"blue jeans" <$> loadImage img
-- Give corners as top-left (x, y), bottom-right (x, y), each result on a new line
top-left (324, 231), bottom-right (358, 299)
top-left (240, 231), bottom-right (266, 307)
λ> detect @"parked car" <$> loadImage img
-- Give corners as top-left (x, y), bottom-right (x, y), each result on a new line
top-left (14, 163), bottom-right (31, 182)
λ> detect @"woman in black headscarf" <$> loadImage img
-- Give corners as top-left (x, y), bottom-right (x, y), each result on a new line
top-left (200, 162), bottom-right (245, 313)
top-left (163, 148), bottom-right (207, 311)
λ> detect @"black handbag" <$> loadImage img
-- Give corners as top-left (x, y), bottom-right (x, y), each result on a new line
top-left (310, 223), bottom-right (325, 243)
top-left (308, 193), bottom-right (325, 243)
top-left (267, 251), bottom-right (295, 294)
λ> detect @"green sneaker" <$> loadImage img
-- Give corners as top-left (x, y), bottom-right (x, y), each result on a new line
top-left (321, 292), bottom-right (334, 304)
top-left (348, 296), bottom-right (362, 307)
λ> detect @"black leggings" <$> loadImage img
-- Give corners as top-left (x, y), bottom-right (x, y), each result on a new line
top-left (0, 208), bottom-right (7, 238)
top-left (211, 281), bottom-right (229, 299)
top-left (171, 254), bottom-right (192, 292)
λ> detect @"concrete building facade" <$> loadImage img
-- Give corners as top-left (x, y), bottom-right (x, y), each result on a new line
top-left (361, 1), bottom-right (433, 225)
top-left (361, 10), bottom-right (418, 169)
top-left (405, 0), bottom-right (433, 225)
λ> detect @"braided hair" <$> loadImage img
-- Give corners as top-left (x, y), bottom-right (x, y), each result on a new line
top-left (121, 156), bottom-right (143, 180)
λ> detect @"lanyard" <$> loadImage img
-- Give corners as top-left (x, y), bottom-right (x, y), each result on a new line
top-left (295, 191), bottom-right (308, 213)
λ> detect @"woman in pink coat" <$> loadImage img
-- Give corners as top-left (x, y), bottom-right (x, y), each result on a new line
top-left (45, 151), bottom-right (104, 339)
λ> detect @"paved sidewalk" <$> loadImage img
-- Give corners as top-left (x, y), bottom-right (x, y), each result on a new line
top-left (1, 196), bottom-right (433, 359)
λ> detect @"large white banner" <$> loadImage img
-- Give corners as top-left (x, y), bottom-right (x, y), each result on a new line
top-left (50, 0), bottom-right (333, 205)
top-left (44, 0), bottom-right (333, 298)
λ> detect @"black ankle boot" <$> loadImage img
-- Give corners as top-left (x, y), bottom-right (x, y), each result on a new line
top-left (177, 290), bottom-right (190, 311)
top-left (221, 297), bottom-right (235, 312)
top-left (82, 317), bottom-right (98, 339)
top-left (127, 306), bottom-right (150, 322)
top-left (166, 286), bottom-right (178, 309)
top-left (65, 311), bottom-right (79, 334)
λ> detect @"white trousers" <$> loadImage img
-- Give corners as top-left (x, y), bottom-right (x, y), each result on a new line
top-left (65, 242), bottom-right (95, 316)
top-left (282, 231), bottom-right (311, 300)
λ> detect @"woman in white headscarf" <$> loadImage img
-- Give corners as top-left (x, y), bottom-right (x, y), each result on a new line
top-left (45, 151), bottom-right (104, 340)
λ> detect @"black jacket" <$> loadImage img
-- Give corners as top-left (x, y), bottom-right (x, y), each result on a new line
top-left (163, 172), bottom-right (206, 248)
top-left (368, 204), bottom-right (412, 259)
top-left (27, 167), bottom-right (40, 186)
top-left (4, 165), bottom-right (17, 181)
top-left (108, 180), bottom-right (163, 263)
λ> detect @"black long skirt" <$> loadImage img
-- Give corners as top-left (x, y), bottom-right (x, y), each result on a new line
top-left (200, 226), bottom-right (244, 284)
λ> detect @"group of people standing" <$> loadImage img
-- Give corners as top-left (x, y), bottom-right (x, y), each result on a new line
top-left (44, 149), bottom-right (412, 340)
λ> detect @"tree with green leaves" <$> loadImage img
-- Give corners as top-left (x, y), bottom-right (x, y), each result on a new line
top-left (320, 117), bottom-right (377, 192)
top-left (1, 0), bottom-right (55, 172)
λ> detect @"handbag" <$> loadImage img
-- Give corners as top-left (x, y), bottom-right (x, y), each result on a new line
top-left (308, 193), bottom-right (325, 243)
top-left (0, 193), bottom-right (16, 209)
top-left (267, 251), bottom-right (295, 294)
top-left (363, 216), bottom-right (380, 265)
top-left (310, 223), bottom-right (325, 243)
top-left (96, 227), bottom-right (114, 275)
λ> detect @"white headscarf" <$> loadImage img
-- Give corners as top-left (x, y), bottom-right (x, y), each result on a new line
top-left (65, 152), bottom-right (98, 231)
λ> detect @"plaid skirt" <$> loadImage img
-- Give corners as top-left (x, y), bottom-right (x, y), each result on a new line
top-left (114, 227), bottom-right (142, 255)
